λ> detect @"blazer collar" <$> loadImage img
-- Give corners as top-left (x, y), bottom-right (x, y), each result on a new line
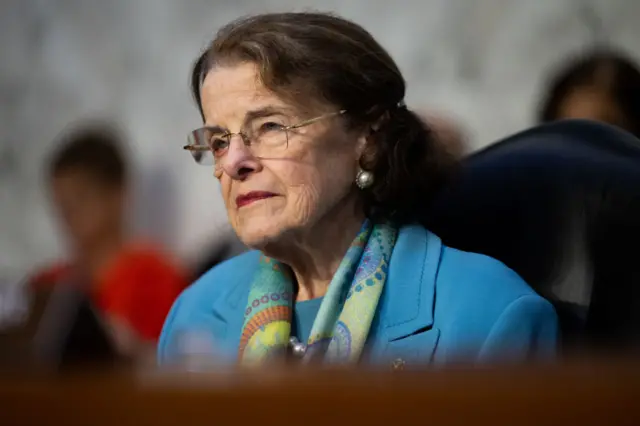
top-left (212, 251), bottom-right (260, 320)
top-left (379, 224), bottom-right (442, 342)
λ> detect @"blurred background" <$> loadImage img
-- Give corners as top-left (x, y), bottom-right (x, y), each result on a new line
top-left (2, 0), bottom-right (640, 279)
top-left (3, 3), bottom-right (640, 420)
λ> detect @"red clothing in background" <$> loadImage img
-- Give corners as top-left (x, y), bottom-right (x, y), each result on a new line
top-left (30, 244), bottom-right (187, 341)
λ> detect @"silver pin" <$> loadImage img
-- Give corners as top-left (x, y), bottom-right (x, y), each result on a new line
top-left (391, 358), bottom-right (406, 371)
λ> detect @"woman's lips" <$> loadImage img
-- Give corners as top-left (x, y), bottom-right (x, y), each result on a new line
top-left (236, 191), bottom-right (277, 208)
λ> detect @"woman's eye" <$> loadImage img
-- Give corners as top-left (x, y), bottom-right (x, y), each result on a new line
top-left (259, 122), bottom-right (285, 132)
top-left (209, 137), bottom-right (229, 152)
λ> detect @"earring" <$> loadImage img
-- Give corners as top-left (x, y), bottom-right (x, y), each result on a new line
top-left (356, 169), bottom-right (374, 189)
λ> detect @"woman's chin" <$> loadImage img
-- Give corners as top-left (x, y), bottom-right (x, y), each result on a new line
top-left (235, 222), bottom-right (285, 250)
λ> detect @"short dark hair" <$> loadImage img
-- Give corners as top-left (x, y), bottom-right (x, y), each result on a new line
top-left (539, 49), bottom-right (640, 138)
top-left (191, 12), bottom-right (456, 225)
top-left (49, 123), bottom-right (128, 188)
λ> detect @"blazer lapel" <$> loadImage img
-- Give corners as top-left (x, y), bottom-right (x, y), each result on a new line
top-left (374, 225), bottom-right (443, 364)
top-left (209, 251), bottom-right (260, 358)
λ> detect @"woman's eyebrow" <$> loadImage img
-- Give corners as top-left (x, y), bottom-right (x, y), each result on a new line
top-left (204, 106), bottom-right (293, 131)
top-left (202, 124), bottom-right (227, 134)
top-left (244, 106), bottom-right (291, 123)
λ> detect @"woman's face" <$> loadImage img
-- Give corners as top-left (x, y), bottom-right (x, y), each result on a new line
top-left (199, 62), bottom-right (364, 249)
top-left (51, 170), bottom-right (123, 250)
top-left (556, 87), bottom-right (626, 128)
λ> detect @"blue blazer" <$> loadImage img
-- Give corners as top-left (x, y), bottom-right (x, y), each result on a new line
top-left (158, 225), bottom-right (559, 367)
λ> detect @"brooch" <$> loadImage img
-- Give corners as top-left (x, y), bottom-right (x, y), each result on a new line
top-left (391, 358), bottom-right (406, 371)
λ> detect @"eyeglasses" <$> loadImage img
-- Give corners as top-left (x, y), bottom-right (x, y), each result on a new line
top-left (183, 110), bottom-right (346, 167)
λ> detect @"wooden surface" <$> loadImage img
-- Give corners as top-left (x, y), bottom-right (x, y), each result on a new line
top-left (1, 361), bottom-right (640, 426)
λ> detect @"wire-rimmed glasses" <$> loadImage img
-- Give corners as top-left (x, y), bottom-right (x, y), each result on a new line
top-left (183, 110), bottom-right (346, 167)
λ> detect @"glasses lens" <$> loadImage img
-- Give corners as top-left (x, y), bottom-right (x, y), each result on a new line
top-left (250, 122), bottom-right (289, 158)
top-left (187, 128), bottom-right (214, 166)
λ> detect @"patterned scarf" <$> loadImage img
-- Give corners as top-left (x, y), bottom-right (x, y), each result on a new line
top-left (238, 220), bottom-right (397, 364)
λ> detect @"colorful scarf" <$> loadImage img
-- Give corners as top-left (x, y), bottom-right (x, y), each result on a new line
top-left (238, 220), bottom-right (397, 364)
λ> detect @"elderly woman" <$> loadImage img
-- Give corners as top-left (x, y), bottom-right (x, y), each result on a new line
top-left (158, 12), bottom-right (558, 368)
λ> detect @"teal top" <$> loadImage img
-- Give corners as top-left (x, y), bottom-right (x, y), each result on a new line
top-left (292, 297), bottom-right (324, 343)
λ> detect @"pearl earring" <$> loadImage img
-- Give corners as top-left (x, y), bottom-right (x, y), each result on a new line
top-left (355, 169), bottom-right (374, 189)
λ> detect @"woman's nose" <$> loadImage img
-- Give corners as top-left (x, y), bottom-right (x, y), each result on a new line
top-left (221, 136), bottom-right (261, 180)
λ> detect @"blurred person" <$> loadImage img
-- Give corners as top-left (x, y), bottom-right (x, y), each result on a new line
top-left (539, 50), bottom-right (640, 138)
top-left (158, 12), bottom-right (558, 368)
top-left (30, 123), bottom-right (187, 362)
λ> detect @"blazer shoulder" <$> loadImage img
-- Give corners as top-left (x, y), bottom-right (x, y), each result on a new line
top-left (439, 246), bottom-right (538, 303)
top-left (435, 245), bottom-right (555, 331)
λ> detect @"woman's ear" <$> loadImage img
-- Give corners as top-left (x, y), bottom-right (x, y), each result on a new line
top-left (371, 111), bottom-right (389, 133)
top-left (354, 133), bottom-right (369, 159)
top-left (355, 132), bottom-right (378, 171)
top-left (355, 111), bottom-right (388, 166)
